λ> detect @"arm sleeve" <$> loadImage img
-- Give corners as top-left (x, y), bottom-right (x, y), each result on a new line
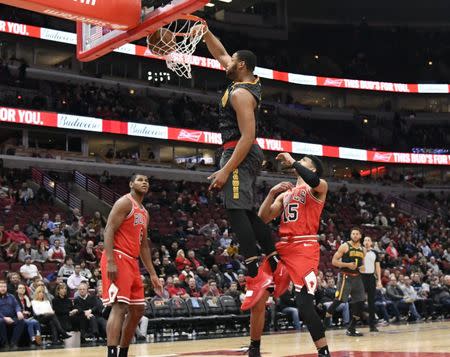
top-left (292, 162), bottom-right (320, 188)
top-left (13, 297), bottom-right (21, 313)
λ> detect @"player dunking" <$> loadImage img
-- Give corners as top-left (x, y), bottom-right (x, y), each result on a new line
top-left (101, 174), bottom-right (162, 357)
top-left (192, 23), bottom-right (281, 309)
top-left (249, 152), bottom-right (330, 357)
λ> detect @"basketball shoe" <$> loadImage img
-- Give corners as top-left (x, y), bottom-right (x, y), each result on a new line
top-left (241, 267), bottom-right (273, 311)
top-left (258, 256), bottom-right (290, 298)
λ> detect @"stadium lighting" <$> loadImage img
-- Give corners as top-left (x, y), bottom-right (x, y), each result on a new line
top-left (314, 54), bottom-right (319, 60)
top-left (205, 2), bottom-right (215, 6)
top-left (428, 60), bottom-right (433, 66)
top-left (219, 0), bottom-right (232, 3)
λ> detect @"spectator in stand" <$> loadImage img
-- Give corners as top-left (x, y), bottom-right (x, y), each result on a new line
top-left (39, 222), bottom-right (52, 239)
top-left (67, 219), bottom-right (81, 240)
top-left (0, 279), bottom-right (25, 350)
top-left (185, 278), bottom-right (201, 298)
top-left (427, 257), bottom-right (441, 274)
top-left (92, 286), bottom-right (107, 340)
top-left (5, 224), bottom-right (30, 245)
top-left (201, 280), bottom-right (220, 297)
top-left (18, 242), bottom-right (37, 263)
top-left (38, 213), bottom-right (53, 230)
top-left (19, 255), bottom-right (40, 281)
top-left (224, 282), bottom-right (242, 304)
top-left (198, 238), bottom-right (215, 267)
top-left (49, 227), bottom-right (65, 248)
top-left (18, 183), bottom-right (34, 208)
top-left (35, 233), bottom-right (49, 249)
top-left (34, 241), bottom-right (48, 263)
top-left (277, 282), bottom-right (301, 330)
top-left (92, 241), bottom-right (104, 261)
top-left (7, 273), bottom-right (21, 295)
top-left (179, 265), bottom-right (195, 283)
top-left (160, 256), bottom-right (177, 277)
top-left (186, 249), bottom-right (201, 269)
top-left (88, 267), bottom-right (101, 289)
top-left (219, 230), bottom-right (232, 249)
top-left (184, 220), bottom-right (198, 235)
top-left (0, 223), bottom-right (8, 249)
top-left (90, 211), bottom-right (106, 234)
top-left (78, 240), bottom-right (97, 266)
top-left (79, 261), bottom-right (93, 280)
top-left (386, 276), bottom-right (421, 321)
top-left (31, 286), bottom-right (70, 345)
top-left (15, 283), bottom-right (42, 346)
top-left (58, 256), bottom-right (75, 282)
top-left (223, 264), bottom-right (238, 288)
top-left (67, 264), bottom-right (88, 292)
top-left (99, 170), bottom-right (112, 186)
top-left (198, 219), bottom-right (219, 238)
top-left (48, 239), bottom-right (66, 264)
top-left (419, 241), bottom-right (432, 258)
top-left (48, 214), bottom-right (63, 231)
top-left (166, 277), bottom-right (189, 299)
top-left (175, 249), bottom-right (190, 271)
top-left (374, 212), bottom-right (389, 227)
top-left (208, 265), bottom-right (225, 289)
top-left (73, 282), bottom-right (100, 342)
top-left (52, 282), bottom-right (78, 332)
top-left (386, 241), bottom-right (399, 260)
top-left (374, 287), bottom-right (400, 323)
top-left (4, 242), bottom-right (19, 262)
top-left (226, 241), bottom-right (239, 257)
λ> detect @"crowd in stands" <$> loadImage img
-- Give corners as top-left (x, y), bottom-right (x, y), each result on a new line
top-left (3, 5), bottom-right (450, 83)
top-left (0, 166), bottom-right (448, 349)
top-left (0, 66), bottom-right (447, 153)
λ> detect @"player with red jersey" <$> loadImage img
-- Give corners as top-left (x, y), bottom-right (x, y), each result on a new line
top-left (245, 153), bottom-right (330, 357)
top-left (101, 174), bottom-right (162, 357)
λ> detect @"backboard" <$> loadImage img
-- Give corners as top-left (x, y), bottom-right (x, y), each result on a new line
top-left (76, 0), bottom-right (209, 62)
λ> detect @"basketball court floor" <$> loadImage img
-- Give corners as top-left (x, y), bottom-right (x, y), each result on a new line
top-left (5, 321), bottom-right (449, 357)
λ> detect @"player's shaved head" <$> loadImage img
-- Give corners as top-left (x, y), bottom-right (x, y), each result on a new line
top-left (235, 50), bottom-right (257, 72)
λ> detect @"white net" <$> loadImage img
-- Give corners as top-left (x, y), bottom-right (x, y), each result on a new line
top-left (146, 16), bottom-right (207, 79)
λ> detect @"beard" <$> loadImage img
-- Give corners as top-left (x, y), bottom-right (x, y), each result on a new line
top-left (226, 64), bottom-right (238, 80)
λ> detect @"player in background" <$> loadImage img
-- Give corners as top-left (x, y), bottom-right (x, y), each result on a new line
top-left (325, 228), bottom-right (366, 337)
top-left (248, 152), bottom-right (330, 357)
top-left (101, 174), bottom-right (162, 357)
top-left (191, 23), bottom-right (281, 310)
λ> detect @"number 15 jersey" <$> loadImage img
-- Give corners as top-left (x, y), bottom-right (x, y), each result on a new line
top-left (279, 184), bottom-right (325, 238)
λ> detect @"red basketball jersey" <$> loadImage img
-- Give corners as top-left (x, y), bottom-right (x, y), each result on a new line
top-left (114, 193), bottom-right (149, 258)
top-left (279, 185), bottom-right (324, 237)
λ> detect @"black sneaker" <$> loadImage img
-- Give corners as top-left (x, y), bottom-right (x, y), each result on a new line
top-left (248, 345), bottom-right (261, 357)
top-left (369, 326), bottom-right (379, 332)
top-left (346, 329), bottom-right (364, 337)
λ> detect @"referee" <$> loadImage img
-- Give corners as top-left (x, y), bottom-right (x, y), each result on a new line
top-left (361, 236), bottom-right (382, 332)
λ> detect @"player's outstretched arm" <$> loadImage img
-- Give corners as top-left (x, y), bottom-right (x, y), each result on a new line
top-left (103, 197), bottom-right (132, 281)
top-left (202, 29), bottom-right (232, 68)
top-left (258, 182), bottom-right (293, 223)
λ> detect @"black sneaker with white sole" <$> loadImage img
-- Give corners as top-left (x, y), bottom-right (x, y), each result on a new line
top-left (346, 329), bottom-right (364, 337)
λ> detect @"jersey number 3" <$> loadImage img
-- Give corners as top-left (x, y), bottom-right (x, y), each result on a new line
top-left (283, 203), bottom-right (299, 223)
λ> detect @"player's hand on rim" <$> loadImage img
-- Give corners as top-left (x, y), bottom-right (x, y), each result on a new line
top-left (107, 260), bottom-right (118, 282)
top-left (190, 23), bottom-right (208, 39)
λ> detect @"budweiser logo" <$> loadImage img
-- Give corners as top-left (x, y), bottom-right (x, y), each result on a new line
top-left (178, 130), bottom-right (202, 142)
top-left (373, 152), bottom-right (392, 162)
top-left (323, 78), bottom-right (344, 87)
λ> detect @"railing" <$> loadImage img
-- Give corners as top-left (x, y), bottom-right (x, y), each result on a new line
top-left (74, 171), bottom-right (121, 206)
top-left (388, 195), bottom-right (434, 218)
top-left (31, 167), bottom-right (83, 212)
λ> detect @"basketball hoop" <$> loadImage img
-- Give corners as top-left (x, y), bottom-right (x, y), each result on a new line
top-left (146, 14), bottom-right (207, 79)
